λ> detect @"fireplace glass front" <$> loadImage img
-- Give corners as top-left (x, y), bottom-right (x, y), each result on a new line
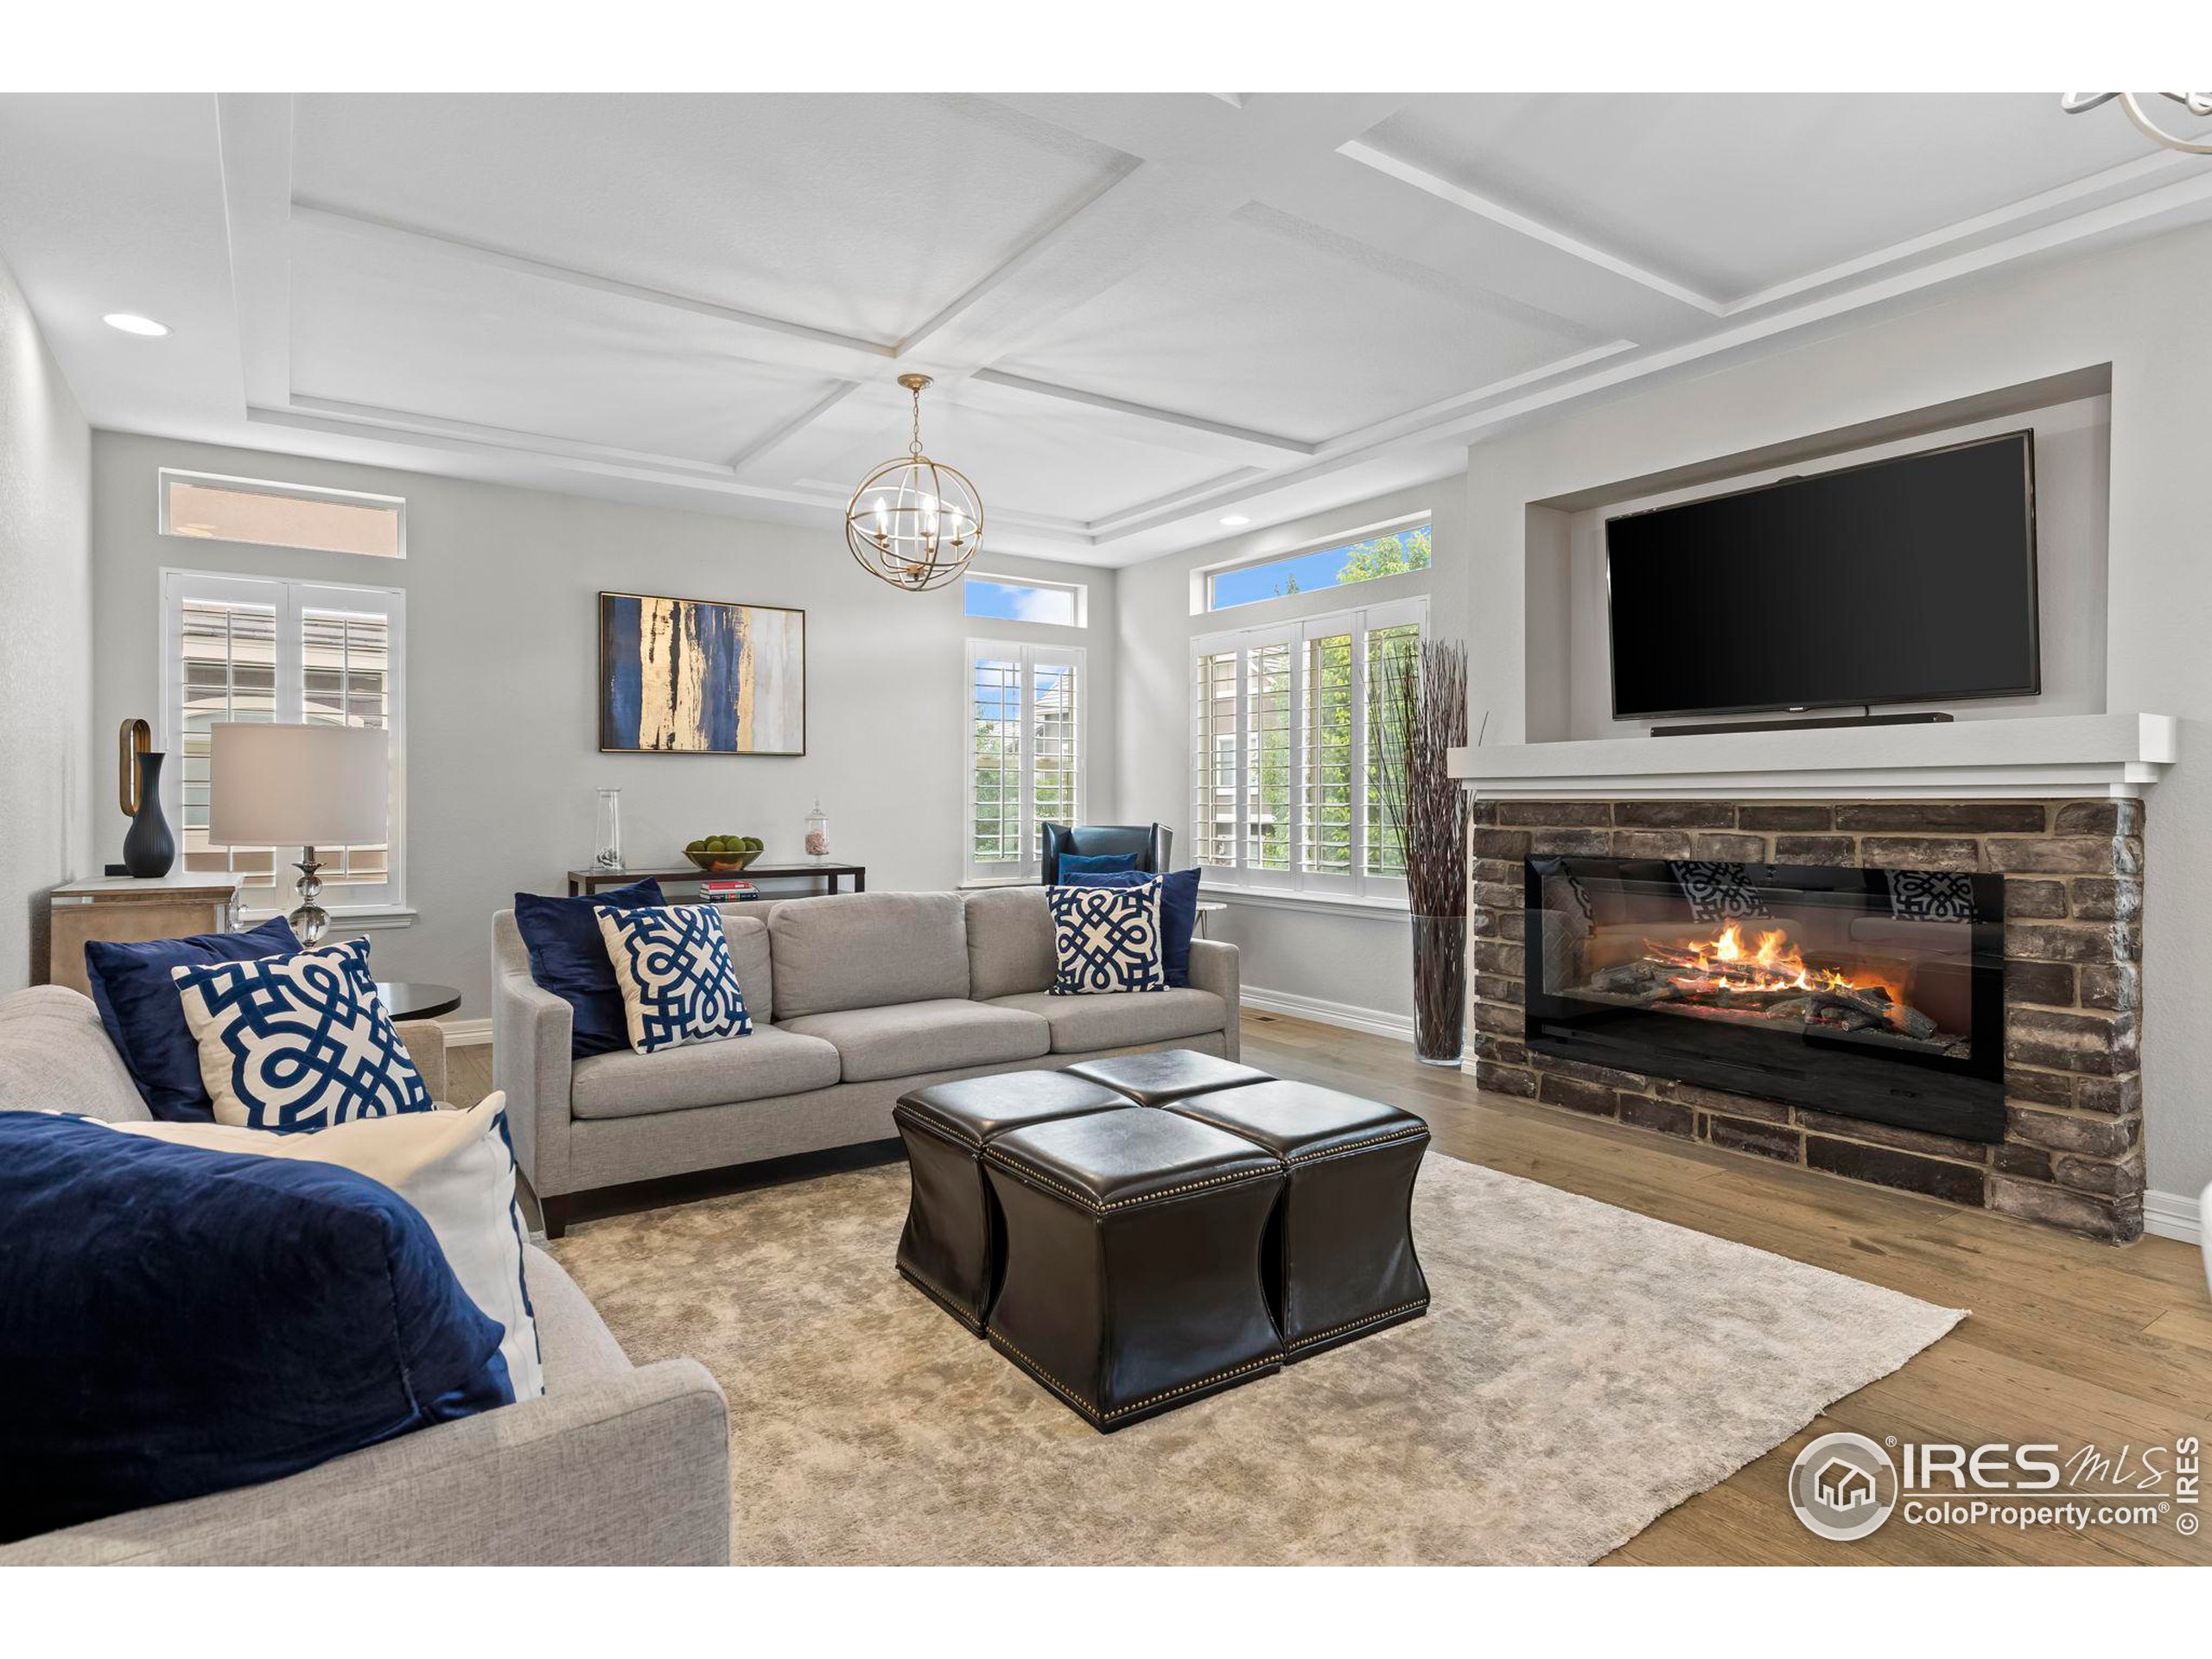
top-left (1522, 855), bottom-right (2005, 1141)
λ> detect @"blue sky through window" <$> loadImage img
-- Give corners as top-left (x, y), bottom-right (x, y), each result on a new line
top-left (1206, 524), bottom-right (1432, 611)
top-left (963, 578), bottom-right (1078, 625)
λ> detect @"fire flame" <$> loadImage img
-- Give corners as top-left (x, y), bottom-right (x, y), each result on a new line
top-left (1679, 921), bottom-right (1910, 1027)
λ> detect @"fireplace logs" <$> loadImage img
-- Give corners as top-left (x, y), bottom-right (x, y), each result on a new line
top-left (1580, 921), bottom-right (1945, 1045)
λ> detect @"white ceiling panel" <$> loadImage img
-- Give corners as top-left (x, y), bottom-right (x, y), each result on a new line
top-left (995, 202), bottom-right (1603, 445)
top-left (3, 91), bottom-right (2209, 566)
top-left (1362, 93), bottom-right (2212, 303)
top-left (289, 244), bottom-right (846, 466)
top-left (289, 93), bottom-right (1133, 346)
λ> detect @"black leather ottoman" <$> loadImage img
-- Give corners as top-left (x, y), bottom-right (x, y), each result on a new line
top-left (892, 1071), bottom-right (1131, 1333)
top-left (1062, 1047), bottom-right (1273, 1108)
top-left (1165, 1080), bottom-right (1430, 1361)
top-left (982, 1108), bottom-right (1286, 1432)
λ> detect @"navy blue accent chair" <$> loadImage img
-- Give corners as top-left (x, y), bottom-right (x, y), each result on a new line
top-left (1039, 823), bottom-right (1173, 887)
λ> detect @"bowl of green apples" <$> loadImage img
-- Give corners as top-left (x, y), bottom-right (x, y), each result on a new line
top-left (683, 835), bottom-right (765, 873)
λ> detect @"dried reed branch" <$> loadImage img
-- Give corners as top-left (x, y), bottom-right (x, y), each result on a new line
top-left (1376, 636), bottom-right (1471, 919)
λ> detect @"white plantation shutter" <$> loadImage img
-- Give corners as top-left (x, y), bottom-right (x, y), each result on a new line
top-left (966, 639), bottom-right (1085, 881)
top-left (162, 570), bottom-right (406, 915)
top-left (1190, 596), bottom-right (1423, 900)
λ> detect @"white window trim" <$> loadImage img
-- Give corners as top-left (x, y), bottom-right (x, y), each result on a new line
top-left (159, 568), bottom-right (409, 924)
top-left (964, 638), bottom-right (1087, 884)
top-left (159, 468), bottom-right (409, 559)
top-left (1192, 594), bottom-right (1425, 906)
top-left (962, 571), bottom-right (1089, 629)
top-left (1198, 510), bottom-right (1431, 614)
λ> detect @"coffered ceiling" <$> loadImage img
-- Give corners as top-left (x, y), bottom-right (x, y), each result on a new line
top-left (3, 92), bottom-right (2209, 566)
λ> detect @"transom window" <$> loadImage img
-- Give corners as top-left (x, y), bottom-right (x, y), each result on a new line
top-left (161, 570), bottom-right (406, 916)
top-left (966, 640), bottom-right (1084, 881)
top-left (962, 573), bottom-right (1086, 627)
top-left (1204, 519), bottom-right (1430, 612)
top-left (160, 469), bottom-right (406, 560)
top-left (1192, 597), bottom-right (1422, 899)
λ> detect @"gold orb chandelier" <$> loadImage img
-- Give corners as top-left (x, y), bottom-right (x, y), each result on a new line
top-left (844, 373), bottom-right (983, 592)
top-left (2061, 92), bottom-right (2212, 155)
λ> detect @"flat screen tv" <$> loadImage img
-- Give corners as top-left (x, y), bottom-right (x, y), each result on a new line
top-left (1605, 431), bottom-right (2040, 721)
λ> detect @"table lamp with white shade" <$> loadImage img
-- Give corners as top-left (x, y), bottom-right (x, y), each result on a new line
top-left (210, 722), bottom-right (389, 945)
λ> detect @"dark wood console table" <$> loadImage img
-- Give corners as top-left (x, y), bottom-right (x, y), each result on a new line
top-left (564, 862), bottom-right (866, 899)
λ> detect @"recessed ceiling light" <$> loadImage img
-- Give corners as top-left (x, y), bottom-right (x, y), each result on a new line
top-left (1218, 514), bottom-right (1251, 527)
top-left (103, 313), bottom-right (169, 337)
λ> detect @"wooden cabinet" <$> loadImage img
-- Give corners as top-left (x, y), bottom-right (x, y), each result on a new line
top-left (47, 877), bottom-right (244, 995)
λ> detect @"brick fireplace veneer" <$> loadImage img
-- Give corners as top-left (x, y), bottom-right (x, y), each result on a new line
top-left (1469, 798), bottom-right (2145, 1243)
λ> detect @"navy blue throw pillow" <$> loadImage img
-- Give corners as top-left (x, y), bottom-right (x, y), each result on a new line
top-left (0, 1115), bottom-right (512, 1544)
top-left (1062, 868), bottom-right (1202, 988)
top-left (85, 915), bottom-right (302, 1122)
top-left (1055, 852), bottom-right (1142, 879)
top-left (512, 880), bottom-right (666, 1059)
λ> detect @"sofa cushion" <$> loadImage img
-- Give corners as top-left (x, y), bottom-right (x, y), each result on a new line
top-left (1061, 868), bottom-right (1203, 987)
top-left (779, 999), bottom-right (1050, 1084)
top-left (111, 1095), bottom-right (544, 1402)
top-left (0, 987), bottom-right (150, 1123)
top-left (987, 989), bottom-right (1228, 1055)
top-left (596, 905), bottom-right (753, 1053)
top-left (0, 1113), bottom-right (513, 1545)
top-left (769, 892), bottom-right (969, 1019)
top-left (172, 941), bottom-right (435, 1133)
top-left (83, 915), bottom-right (302, 1122)
top-left (715, 909), bottom-right (774, 1022)
top-left (1047, 883), bottom-right (1166, 996)
top-left (570, 1022), bottom-right (841, 1120)
top-left (512, 880), bottom-right (667, 1061)
top-left (964, 887), bottom-right (1054, 1001)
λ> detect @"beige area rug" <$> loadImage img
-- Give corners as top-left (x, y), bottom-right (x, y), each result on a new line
top-left (550, 1154), bottom-right (1964, 1565)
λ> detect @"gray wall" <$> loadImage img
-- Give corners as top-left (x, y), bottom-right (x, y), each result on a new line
top-left (1116, 478), bottom-right (1466, 1026)
top-left (87, 431), bottom-right (1116, 1014)
top-left (0, 252), bottom-right (92, 991)
top-left (1459, 218), bottom-right (2212, 1216)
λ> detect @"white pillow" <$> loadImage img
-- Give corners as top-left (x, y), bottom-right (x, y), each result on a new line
top-left (109, 1094), bottom-right (543, 1401)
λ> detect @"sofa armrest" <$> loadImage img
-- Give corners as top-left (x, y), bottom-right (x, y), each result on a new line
top-left (0, 1358), bottom-right (729, 1567)
top-left (492, 910), bottom-right (575, 1199)
top-left (394, 1019), bottom-right (448, 1102)
top-left (1186, 938), bottom-right (1242, 1061)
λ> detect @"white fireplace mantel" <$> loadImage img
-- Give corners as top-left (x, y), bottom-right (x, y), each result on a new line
top-left (1447, 712), bottom-right (2177, 802)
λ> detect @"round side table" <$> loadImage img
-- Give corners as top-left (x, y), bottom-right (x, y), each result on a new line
top-left (377, 981), bottom-right (461, 1020)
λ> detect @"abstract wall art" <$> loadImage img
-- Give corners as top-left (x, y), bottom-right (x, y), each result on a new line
top-left (598, 592), bottom-right (806, 756)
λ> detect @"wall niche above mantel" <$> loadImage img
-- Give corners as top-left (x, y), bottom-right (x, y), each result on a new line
top-left (1518, 365), bottom-right (2116, 745)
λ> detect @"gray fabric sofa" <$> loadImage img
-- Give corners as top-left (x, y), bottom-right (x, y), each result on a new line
top-left (0, 984), bottom-right (729, 1567)
top-left (495, 887), bottom-right (1241, 1236)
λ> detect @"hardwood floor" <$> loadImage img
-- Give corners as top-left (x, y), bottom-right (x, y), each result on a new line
top-left (447, 1012), bottom-right (2211, 1566)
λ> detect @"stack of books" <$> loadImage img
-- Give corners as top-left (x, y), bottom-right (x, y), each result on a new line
top-left (698, 878), bottom-right (760, 902)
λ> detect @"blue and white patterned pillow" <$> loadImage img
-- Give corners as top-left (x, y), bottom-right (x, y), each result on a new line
top-left (594, 904), bottom-right (753, 1053)
top-left (172, 940), bottom-right (435, 1134)
top-left (1047, 882), bottom-right (1166, 996)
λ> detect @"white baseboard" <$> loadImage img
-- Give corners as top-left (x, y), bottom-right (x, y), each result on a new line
top-left (2144, 1187), bottom-right (2204, 1247)
top-left (436, 1017), bottom-right (492, 1049)
top-left (1242, 985), bottom-right (1416, 1043)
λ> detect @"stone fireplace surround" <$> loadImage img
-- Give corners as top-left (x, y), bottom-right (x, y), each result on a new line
top-left (1469, 797), bottom-right (2145, 1242)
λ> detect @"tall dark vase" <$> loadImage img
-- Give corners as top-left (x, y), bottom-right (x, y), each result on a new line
top-left (122, 750), bottom-right (176, 878)
top-left (1411, 912), bottom-right (1467, 1067)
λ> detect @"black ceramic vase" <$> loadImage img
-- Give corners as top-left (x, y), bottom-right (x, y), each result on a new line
top-left (122, 750), bottom-right (176, 878)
